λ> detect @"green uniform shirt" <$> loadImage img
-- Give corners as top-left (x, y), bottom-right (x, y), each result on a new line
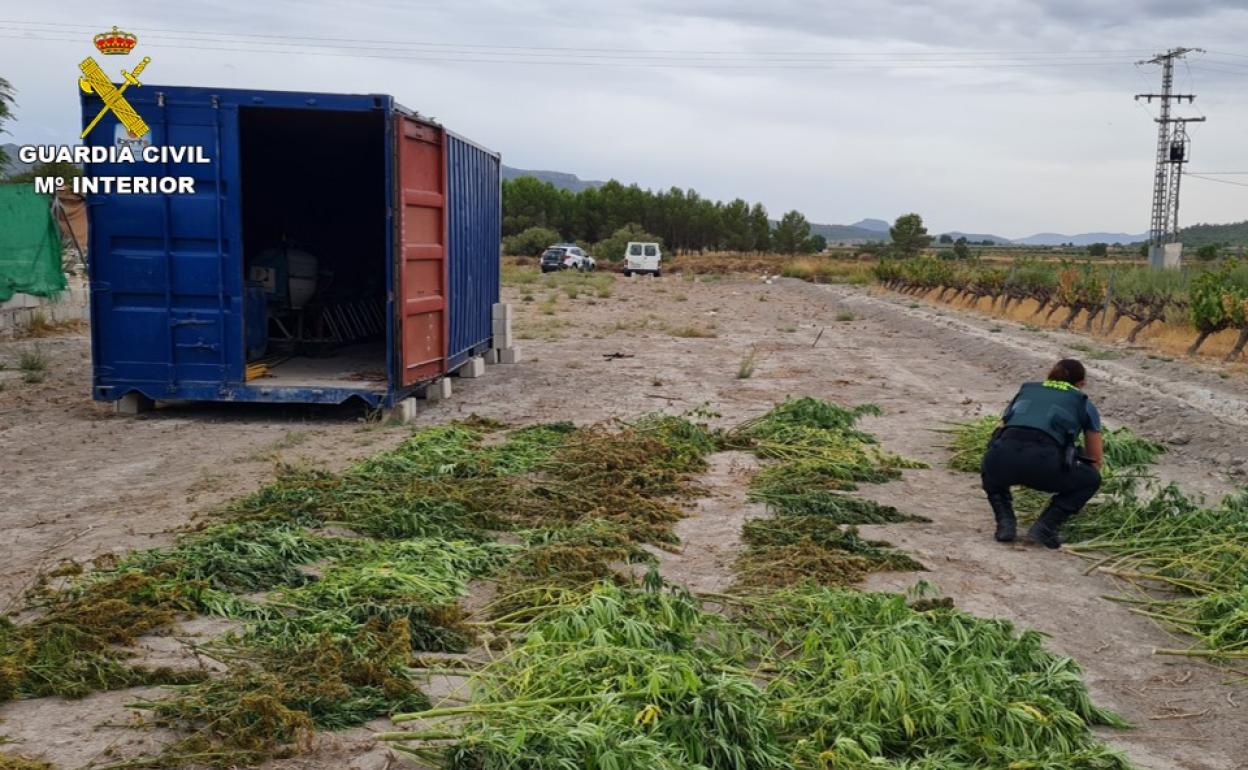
top-left (1002, 380), bottom-right (1101, 446)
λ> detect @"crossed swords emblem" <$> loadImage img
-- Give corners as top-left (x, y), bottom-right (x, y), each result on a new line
top-left (79, 55), bottom-right (152, 139)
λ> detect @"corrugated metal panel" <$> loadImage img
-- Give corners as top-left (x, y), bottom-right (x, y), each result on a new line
top-left (395, 116), bottom-right (447, 384)
top-left (446, 132), bottom-right (502, 369)
top-left (84, 86), bottom-right (245, 397)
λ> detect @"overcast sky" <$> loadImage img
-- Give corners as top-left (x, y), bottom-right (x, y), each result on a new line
top-left (3, 1), bottom-right (1247, 237)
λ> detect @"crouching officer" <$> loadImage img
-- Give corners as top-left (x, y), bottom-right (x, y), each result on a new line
top-left (981, 359), bottom-right (1104, 548)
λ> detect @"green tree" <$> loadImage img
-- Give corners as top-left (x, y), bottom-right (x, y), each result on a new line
top-left (1138, 242), bottom-right (1150, 258)
top-left (806, 233), bottom-right (828, 253)
top-left (951, 237), bottom-right (971, 260)
top-left (749, 203), bottom-right (771, 252)
top-left (502, 226), bottom-right (561, 257)
top-left (0, 76), bottom-right (14, 173)
top-left (938, 233), bottom-right (954, 244)
top-left (773, 210), bottom-right (812, 255)
top-left (1195, 243), bottom-right (1222, 261)
top-left (593, 223), bottom-right (661, 262)
top-left (720, 199), bottom-right (752, 252)
top-left (889, 213), bottom-right (932, 259)
top-left (502, 177), bottom-right (563, 236)
top-left (689, 193), bottom-right (721, 252)
top-left (1087, 242), bottom-right (1109, 257)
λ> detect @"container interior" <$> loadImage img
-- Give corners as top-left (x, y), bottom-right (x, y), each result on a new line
top-left (238, 107), bottom-right (389, 392)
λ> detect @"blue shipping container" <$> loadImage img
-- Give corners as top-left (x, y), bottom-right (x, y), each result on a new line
top-left (81, 84), bottom-right (500, 408)
top-left (446, 133), bottom-right (501, 370)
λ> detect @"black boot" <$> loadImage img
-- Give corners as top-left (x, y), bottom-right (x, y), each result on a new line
top-left (987, 493), bottom-right (1016, 542)
top-left (1025, 504), bottom-right (1072, 549)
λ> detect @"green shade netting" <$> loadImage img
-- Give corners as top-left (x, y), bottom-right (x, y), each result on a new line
top-left (0, 184), bottom-right (67, 302)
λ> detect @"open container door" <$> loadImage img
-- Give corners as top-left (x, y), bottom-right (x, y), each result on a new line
top-left (393, 115), bottom-right (447, 386)
top-left (84, 89), bottom-right (243, 400)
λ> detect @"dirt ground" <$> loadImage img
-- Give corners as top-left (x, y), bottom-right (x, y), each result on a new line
top-left (1, 272), bottom-right (1245, 769)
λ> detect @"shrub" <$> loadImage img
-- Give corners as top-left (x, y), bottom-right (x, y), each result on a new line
top-left (503, 227), bottom-right (561, 258)
top-left (593, 224), bottom-right (662, 263)
top-left (1196, 244), bottom-right (1222, 261)
top-left (18, 348), bottom-right (48, 373)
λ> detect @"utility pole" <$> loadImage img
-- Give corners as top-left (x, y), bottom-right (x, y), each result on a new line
top-left (1135, 47), bottom-right (1205, 268)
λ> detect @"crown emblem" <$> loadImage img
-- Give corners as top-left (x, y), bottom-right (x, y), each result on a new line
top-left (94, 26), bottom-right (138, 55)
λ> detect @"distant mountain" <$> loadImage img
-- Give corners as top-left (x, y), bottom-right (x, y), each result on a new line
top-left (851, 218), bottom-right (890, 233)
top-left (1013, 231), bottom-right (1148, 247)
top-left (942, 231), bottom-right (1013, 245)
top-left (501, 165), bottom-right (605, 193)
top-left (809, 222), bottom-right (886, 243)
top-left (0, 143), bottom-right (31, 177)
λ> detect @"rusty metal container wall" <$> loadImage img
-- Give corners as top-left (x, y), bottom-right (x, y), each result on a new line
top-left (446, 132), bottom-right (501, 370)
top-left (394, 116), bottom-right (448, 385)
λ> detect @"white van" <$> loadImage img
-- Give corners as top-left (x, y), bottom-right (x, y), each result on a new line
top-left (623, 242), bottom-right (662, 277)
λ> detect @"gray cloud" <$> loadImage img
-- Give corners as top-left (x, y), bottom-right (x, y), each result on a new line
top-left (3, 0), bottom-right (1246, 235)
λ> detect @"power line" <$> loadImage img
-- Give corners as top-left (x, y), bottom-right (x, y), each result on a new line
top-left (1191, 56), bottom-right (1248, 70)
top-left (0, 18), bottom-right (1164, 58)
top-left (1189, 64), bottom-right (1248, 77)
top-left (1183, 173), bottom-right (1248, 188)
top-left (1, 29), bottom-right (1147, 70)
top-left (0, 29), bottom-right (1140, 64)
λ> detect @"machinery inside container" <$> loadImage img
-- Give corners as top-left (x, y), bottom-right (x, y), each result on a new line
top-left (238, 107), bottom-right (390, 392)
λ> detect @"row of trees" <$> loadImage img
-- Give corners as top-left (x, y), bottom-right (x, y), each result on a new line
top-left (502, 177), bottom-right (829, 256)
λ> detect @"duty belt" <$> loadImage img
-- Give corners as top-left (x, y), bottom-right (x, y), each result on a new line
top-left (999, 426), bottom-right (1060, 446)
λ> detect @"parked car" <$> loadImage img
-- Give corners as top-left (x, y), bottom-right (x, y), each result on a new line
top-left (540, 244), bottom-right (596, 273)
top-left (622, 242), bottom-right (662, 277)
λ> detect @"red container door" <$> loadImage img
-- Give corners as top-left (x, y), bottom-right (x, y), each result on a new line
top-left (394, 116), bottom-right (447, 385)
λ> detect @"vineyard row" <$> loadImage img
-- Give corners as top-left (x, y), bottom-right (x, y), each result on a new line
top-left (872, 258), bottom-right (1248, 361)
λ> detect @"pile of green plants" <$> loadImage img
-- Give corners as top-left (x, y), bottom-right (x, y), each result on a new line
top-left (752, 587), bottom-right (1131, 769)
top-left (945, 415), bottom-right (1245, 663)
top-left (381, 579), bottom-right (1130, 769)
top-left (1064, 485), bottom-right (1248, 661)
top-left (731, 399), bottom-right (925, 504)
top-left (383, 579), bottom-right (783, 769)
top-left (735, 517), bottom-right (922, 589)
top-left (3, 413), bottom-right (723, 768)
top-left (129, 619), bottom-right (429, 767)
top-left (0, 572), bottom-right (209, 702)
top-left (381, 401), bottom-right (1130, 768)
top-left (5, 401), bottom-right (1140, 769)
top-left (719, 398), bottom-right (927, 589)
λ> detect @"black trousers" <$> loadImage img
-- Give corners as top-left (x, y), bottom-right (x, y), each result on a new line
top-left (980, 433), bottom-right (1101, 516)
